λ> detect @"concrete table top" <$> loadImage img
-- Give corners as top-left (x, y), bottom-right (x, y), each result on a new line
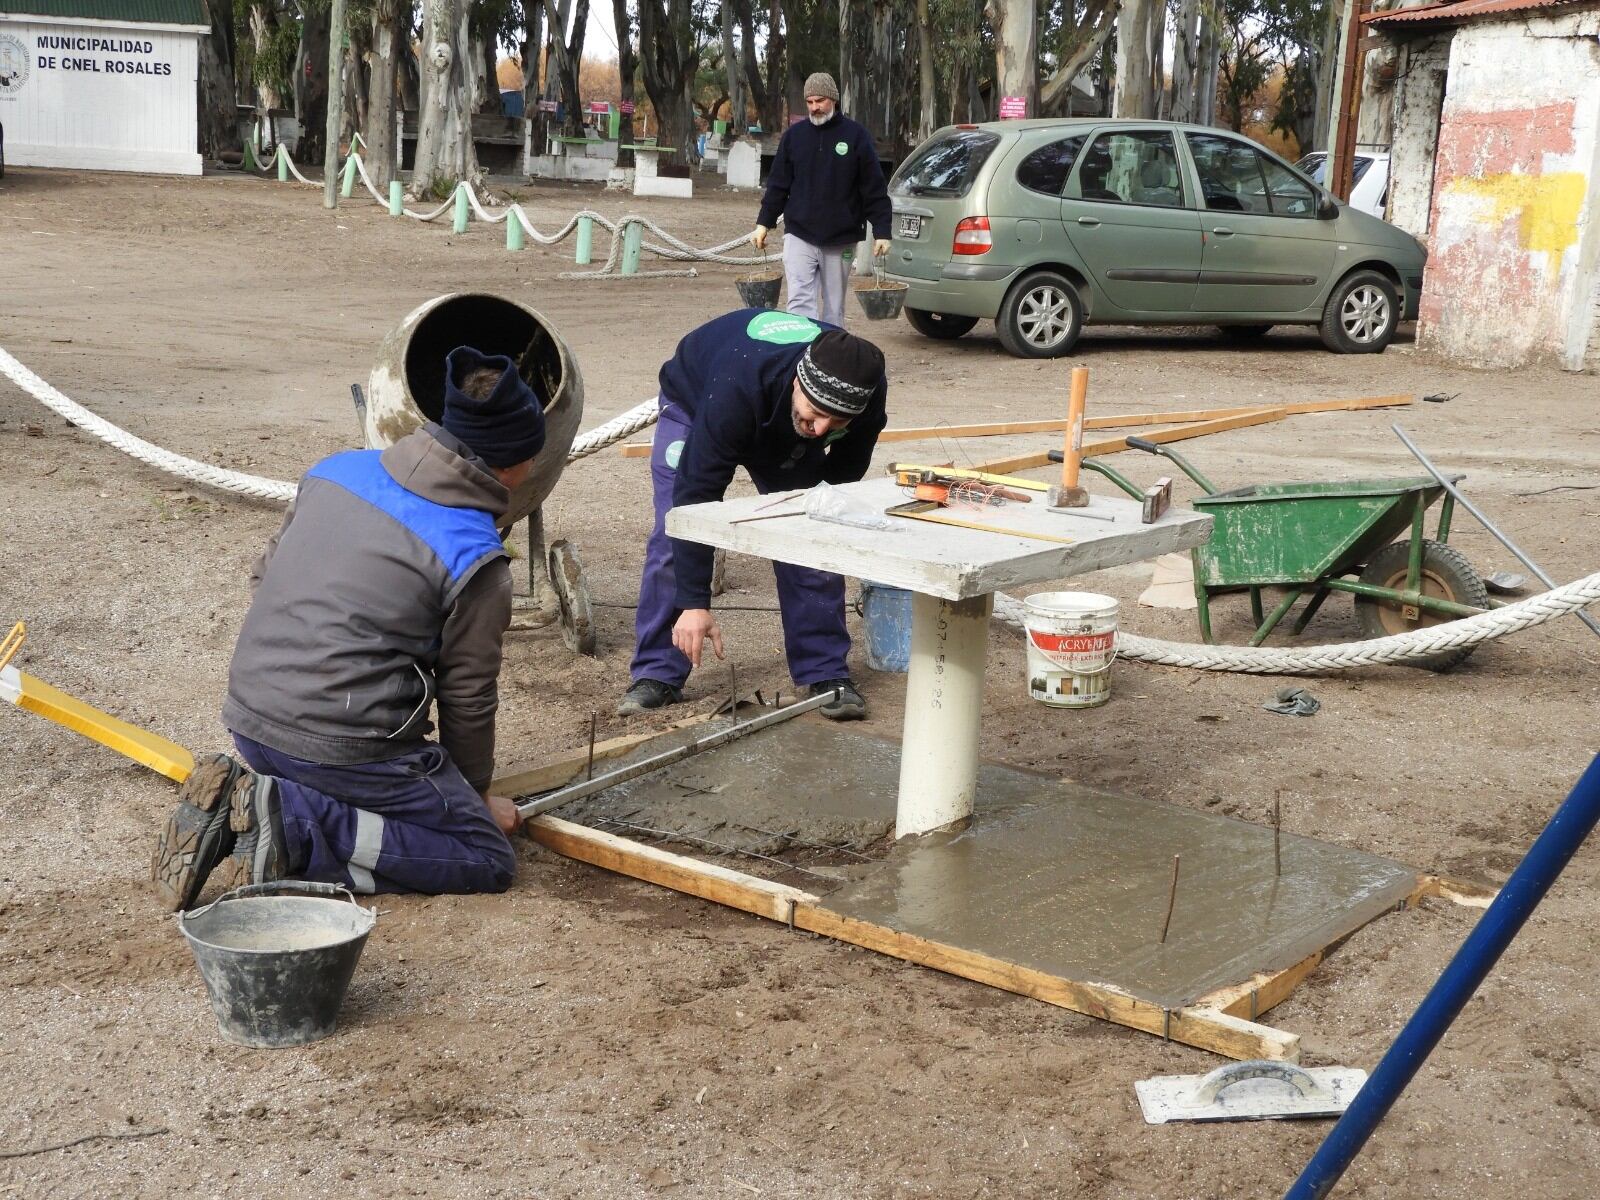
top-left (667, 477), bottom-right (1213, 600)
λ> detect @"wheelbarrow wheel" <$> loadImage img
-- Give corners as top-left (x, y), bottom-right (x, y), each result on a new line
top-left (1354, 539), bottom-right (1488, 672)
top-left (548, 538), bottom-right (596, 656)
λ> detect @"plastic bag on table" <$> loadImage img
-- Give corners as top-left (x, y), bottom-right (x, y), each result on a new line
top-left (804, 481), bottom-right (897, 532)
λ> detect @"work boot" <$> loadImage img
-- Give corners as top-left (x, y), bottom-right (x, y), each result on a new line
top-left (151, 753), bottom-right (243, 911)
top-left (810, 679), bottom-right (867, 721)
top-left (616, 678), bottom-right (682, 717)
top-left (214, 770), bottom-right (289, 889)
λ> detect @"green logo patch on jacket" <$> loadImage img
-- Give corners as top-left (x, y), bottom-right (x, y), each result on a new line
top-left (835, 141), bottom-right (849, 155)
top-left (746, 312), bottom-right (822, 344)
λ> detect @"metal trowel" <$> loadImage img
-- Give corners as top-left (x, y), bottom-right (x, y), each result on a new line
top-left (1135, 1060), bottom-right (1366, 1125)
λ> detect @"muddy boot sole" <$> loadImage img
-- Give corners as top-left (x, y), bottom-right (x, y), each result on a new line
top-left (151, 754), bottom-right (241, 911)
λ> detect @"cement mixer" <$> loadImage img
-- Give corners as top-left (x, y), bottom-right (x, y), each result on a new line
top-left (364, 293), bottom-right (596, 654)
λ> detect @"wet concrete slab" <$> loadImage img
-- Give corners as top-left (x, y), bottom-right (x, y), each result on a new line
top-left (550, 719), bottom-right (1419, 1010)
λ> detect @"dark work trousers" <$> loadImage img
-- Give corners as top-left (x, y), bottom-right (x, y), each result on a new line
top-left (231, 733), bottom-right (516, 895)
top-left (628, 400), bottom-right (850, 690)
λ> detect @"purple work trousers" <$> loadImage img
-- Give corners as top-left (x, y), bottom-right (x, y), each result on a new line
top-left (629, 402), bottom-right (850, 690)
top-left (231, 733), bottom-right (516, 896)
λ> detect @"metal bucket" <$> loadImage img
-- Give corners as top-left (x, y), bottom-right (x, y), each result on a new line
top-left (179, 882), bottom-right (376, 1048)
top-left (736, 271), bottom-right (784, 309)
top-left (366, 293), bottom-right (585, 528)
top-left (853, 278), bottom-right (909, 321)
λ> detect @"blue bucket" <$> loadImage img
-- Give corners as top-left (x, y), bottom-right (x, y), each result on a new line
top-left (860, 581), bottom-right (912, 673)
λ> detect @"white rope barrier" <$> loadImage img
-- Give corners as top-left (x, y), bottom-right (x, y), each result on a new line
top-left (257, 145), bottom-right (775, 273)
top-left (992, 581), bottom-right (1600, 674)
top-left (6, 338), bottom-right (1595, 674)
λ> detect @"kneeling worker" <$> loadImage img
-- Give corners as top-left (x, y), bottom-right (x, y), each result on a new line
top-left (619, 308), bottom-right (888, 720)
top-left (152, 347), bottom-right (544, 909)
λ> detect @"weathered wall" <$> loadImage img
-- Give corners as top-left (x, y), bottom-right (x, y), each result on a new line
top-left (1418, 10), bottom-right (1600, 371)
top-left (1386, 36), bottom-right (1452, 237)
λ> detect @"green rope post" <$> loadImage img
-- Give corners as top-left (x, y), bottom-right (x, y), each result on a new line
top-left (276, 145), bottom-right (288, 182)
top-left (575, 215), bottom-right (594, 265)
top-left (388, 179), bottom-right (403, 216)
top-left (621, 219), bottom-right (643, 275)
top-left (506, 207), bottom-right (525, 251)
top-left (242, 140), bottom-right (259, 172)
top-left (340, 154), bottom-right (357, 199)
top-left (350, 131), bottom-right (366, 154)
top-left (453, 185), bottom-right (469, 234)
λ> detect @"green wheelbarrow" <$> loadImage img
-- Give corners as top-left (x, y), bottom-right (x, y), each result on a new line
top-left (1077, 437), bottom-right (1491, 672)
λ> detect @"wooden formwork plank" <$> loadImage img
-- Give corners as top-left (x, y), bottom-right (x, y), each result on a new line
top-left (975, 408), bottom-right (1289, 476)
top-left (615, 395), bottom-right (1414, 459)
top-left (522, 813), bottom-right (1301, 1061)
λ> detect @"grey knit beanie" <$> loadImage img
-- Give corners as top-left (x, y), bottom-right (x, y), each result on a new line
top-left (803, 72), bottom-right (839, 102)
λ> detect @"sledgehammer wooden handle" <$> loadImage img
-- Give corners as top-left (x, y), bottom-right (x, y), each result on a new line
top-left (1061, 368), bottom-right (1089, 489)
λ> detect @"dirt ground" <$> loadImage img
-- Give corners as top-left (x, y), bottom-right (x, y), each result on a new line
top-left (3, 164), bottom-right (1599, 1199)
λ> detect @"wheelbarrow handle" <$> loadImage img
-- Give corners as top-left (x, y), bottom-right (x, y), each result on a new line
top-left (1117, 438), bottom-right (1219, 495)
top-left (1045, 451), bottom-right (1144, 500)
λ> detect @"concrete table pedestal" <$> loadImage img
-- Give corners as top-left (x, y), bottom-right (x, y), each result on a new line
top-left (667, 477), bottom-right (1212, 840)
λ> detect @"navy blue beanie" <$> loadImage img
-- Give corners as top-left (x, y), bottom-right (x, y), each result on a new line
top-left (441, 346), bottom-right (546, 468)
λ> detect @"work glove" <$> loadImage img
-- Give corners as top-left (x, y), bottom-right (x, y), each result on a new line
top-left (872, 238), bottom-right (890, 257)
top-left (752, 225), bottom-right (769, 250)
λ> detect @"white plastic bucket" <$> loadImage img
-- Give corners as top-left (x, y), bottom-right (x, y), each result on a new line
top-left (1023, 591), bottom-right (1119, 709)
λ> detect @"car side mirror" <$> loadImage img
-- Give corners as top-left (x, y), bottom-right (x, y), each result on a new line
top-left (1318, 196), bottom-right (1340, 220)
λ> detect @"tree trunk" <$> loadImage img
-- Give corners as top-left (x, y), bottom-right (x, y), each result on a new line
top-left (196, 0), bottom-right (239, 159)
top-left (1112, 0), bottom-right (1154, 118)
top-left (542, 0), bottom-right (589, 138)
top-left (1311, 0), bottom-right (1342, 150)
top-left (721, 1), bottom-right (743, 132)
top-left (640, 0), bottom-right (696, 159)
top-left (363, 0), bottom-right (405, 187)
top-left (914, 0), bottom-right (934, 140)
top-left (615, 0), bottom-right (638, 164)
top-left (1041, 0), bottom-right (1119, 115)
top-left (1197, 13), bottom-right (1219, 124)
top-left (248, 3), bottom-right (284, 115)
top-left (480, 35), bottom-right (499, 113)
top-left (411, 0), bottom-right (454, 191)
top-left (295, 0), bottom-right (333, 164)
top-left (1147, 0), bottom-right (1165, 118)
top-left (1168, 0), bottom-right (1200, 122)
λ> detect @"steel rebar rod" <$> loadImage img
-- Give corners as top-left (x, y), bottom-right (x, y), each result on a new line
top-left (1393, 424), bottom-right (1600, 639)
top-left (516, 689), bottom-right (836, 820)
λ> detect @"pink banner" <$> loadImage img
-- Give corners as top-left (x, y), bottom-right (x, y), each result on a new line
top-left (999, 95), bottom-right (1027, 119)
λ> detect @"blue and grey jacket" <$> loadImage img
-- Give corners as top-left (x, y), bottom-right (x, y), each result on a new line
top-left (223, 424), bottom-right (513, 791)
top-left (757, 110), bottom-right (893, 250)
top-left (658, 308), bottom-right (888, 610)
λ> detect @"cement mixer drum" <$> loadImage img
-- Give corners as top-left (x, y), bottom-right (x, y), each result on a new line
top-left (366, 293), bottom-right (584, 528)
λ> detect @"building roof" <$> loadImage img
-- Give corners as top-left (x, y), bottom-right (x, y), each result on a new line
top-left (1366, 0), bottom-right (1595, 28)
top-left (0, 0), bottom-right (207, 25)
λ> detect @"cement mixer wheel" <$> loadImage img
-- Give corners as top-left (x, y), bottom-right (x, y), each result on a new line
top-left (548, 539), bottom-right (596, 656)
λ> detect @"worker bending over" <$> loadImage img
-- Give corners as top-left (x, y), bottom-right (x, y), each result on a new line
top-left (619, 308), bottom-right (888, 720)
top-left (153, 347), bottom-right (544, 909)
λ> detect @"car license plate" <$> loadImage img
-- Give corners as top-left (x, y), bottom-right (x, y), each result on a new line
top-left (896, 213), bottom-right (922, 239)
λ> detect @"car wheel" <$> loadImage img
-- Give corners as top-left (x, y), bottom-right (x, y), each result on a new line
top-left (996, 271), bottom-right (1082, 359)
top-left (1219, 324), bottom-right (1272, 341)
top-left (905, 308), bottom-right (978, 340)
top-left (1319, 270), bottom-right (1398, 353)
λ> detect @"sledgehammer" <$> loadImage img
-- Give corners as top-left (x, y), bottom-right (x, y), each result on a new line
top-left (1048, 367), bottom-right (1090, 508)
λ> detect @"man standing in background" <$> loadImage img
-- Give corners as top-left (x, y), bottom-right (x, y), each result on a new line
top-left (752, 73), bottom-right (893, 329)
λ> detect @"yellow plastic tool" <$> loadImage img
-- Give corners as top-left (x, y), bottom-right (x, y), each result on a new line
top-left (0, 623), bottom-right (194, 783)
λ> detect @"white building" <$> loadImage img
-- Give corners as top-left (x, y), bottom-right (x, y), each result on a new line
top-left (0, 0), bottom-right (207, 175)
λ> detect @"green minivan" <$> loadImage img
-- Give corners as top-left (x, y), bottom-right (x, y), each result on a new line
top-left (885, 119), bottom-right (1427, 358)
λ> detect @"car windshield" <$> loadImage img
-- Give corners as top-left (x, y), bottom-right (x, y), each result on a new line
top-left (890, 130), bottom-right (1002, 199)
top-left (1294, 153), bottom-right (1373, 187)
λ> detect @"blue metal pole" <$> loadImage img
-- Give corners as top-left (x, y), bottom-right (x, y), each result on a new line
top-left (1286, 752), bottom-right (1600, 1199)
